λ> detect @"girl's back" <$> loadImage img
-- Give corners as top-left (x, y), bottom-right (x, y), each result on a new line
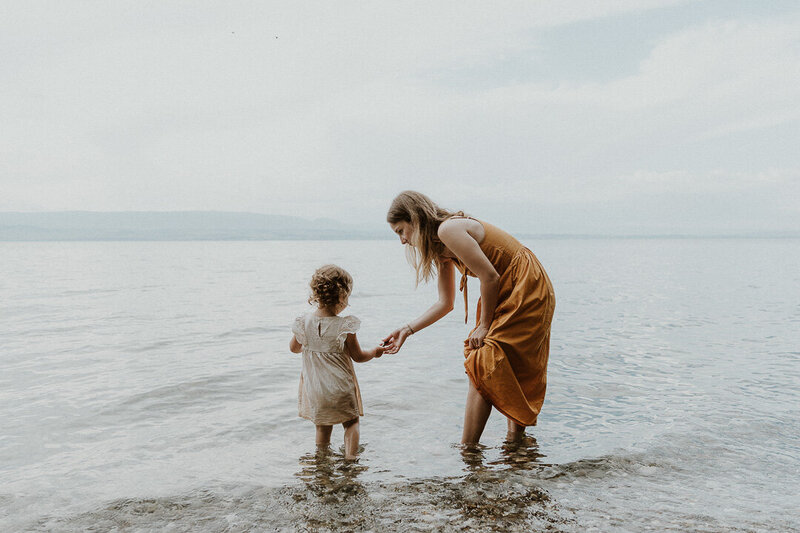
top-left (296, 314), bottom-right (359, 355)
top-left (293, 313), bottom-right (363, 425)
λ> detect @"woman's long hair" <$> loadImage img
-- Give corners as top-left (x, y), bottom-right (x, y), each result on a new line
top-left (386, 191), bottom-right (463, 285)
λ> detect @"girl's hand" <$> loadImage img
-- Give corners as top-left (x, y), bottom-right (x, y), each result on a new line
top-left (374, 345), bottom-right (385, 358)
top-left (464, 325), bottom-right (489, 350)
top-left (381, 326), bottom-right (412, 354)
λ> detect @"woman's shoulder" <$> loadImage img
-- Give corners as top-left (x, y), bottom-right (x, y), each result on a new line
top-left (439, 216), bottom-right (482, 231)
top-left (437, 216), bottom-right (486, 247)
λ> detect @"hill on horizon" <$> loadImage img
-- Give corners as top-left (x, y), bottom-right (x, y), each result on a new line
top-left (0, 211), bottom-right (389, 241)
top-left (1, 211), bottom-right (796, 241)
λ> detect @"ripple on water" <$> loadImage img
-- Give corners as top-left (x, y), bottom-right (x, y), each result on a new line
top-left (14, 427), bottom-right (798, 533)
top-left (103, 369), bottom-right (280, 421)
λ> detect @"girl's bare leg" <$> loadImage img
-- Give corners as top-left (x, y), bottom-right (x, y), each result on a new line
top-left (316, 425), bottom-right (333, 449)
top-left (342, 418), bottom-right (360, 460)
top-left (461, 380), bottom-right (492, 444)
top-left (506, 418), bottom-right (526, 442)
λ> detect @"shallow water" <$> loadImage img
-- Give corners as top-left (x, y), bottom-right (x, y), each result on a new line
top-left (1, 239), bottom-right (799, 531)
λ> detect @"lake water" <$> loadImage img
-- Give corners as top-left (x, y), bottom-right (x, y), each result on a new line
top-left (1, 238), bottom-right (798, 532)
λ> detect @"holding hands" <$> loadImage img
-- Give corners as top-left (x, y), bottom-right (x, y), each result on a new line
top-left (381, 324), bottom-right (414, 355)
top-left (381, 321), bottom-right (488, 355)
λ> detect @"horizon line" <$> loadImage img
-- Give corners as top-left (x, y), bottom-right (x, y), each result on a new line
top-left (1, 210), bottom-right (797, 240)
top-left (2, 234), bottom-right (799, 243)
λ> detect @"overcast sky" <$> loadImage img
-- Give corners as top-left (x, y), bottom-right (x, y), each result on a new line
top-left (2, 0), bottom-right (798, 234)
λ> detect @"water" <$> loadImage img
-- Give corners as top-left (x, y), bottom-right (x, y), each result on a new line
top-left (1, 238), bottom-right (798, 532)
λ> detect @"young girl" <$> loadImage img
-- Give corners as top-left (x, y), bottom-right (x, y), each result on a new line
top-left (289, 264), bottom-right (384, 460)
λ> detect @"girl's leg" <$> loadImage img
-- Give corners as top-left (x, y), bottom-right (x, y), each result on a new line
top-left (316, 425), bottom-right (333, 449)
top-left (342, 418), bottom-right (360, 460)
top-left (461, 380), bottom-right (492, 444)
top-left (506, 418), bottom-right (526, 442)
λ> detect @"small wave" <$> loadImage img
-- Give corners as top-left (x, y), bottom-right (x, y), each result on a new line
top-left (214, 325), bottom-right (284, 339)
top-left (128, 339), bottom-right (175, 353)
top-left (27, 489), bottom-right (295, 533)
top-left (540, 452), bottom-right (667, 481)
top-left (104, 370), bottom-right (273, 419)
top-left (57, 288), bottom-right (120, 297)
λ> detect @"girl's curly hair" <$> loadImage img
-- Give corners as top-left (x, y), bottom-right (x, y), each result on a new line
top-left (308, 264), bottom-right (353, 311)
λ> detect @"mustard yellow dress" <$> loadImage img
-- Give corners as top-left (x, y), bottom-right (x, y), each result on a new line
top-left (453, 219), bottom-right (555, 427)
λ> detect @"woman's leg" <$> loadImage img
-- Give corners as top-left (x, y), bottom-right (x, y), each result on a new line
top-left (342, 418), bottom-right (360, 460)
top-left (461, 380), bottom-right (492, 444)
top-left (316, 425), bottom-right (333, 449)
top-left (506, 418), bottom-right (526, 442)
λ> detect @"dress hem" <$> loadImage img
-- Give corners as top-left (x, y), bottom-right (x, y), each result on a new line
top-left (463, 361), bottom-right (538, 428)
top-left (299, 413), bottom-right (361, 425)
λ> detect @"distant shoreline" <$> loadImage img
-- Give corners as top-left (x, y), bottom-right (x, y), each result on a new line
top-left (2, 234), bottom-right (798, 242)
top-left (1, 211), bottom-right (797, 241)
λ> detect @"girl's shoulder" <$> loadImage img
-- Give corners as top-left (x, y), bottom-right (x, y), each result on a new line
top-left (293, 311), bottom-right (319, 332)
top-left (292, 312), bottom-right (311, 343)
top-left (294, 311), bottom-right (312, 325)
top-left (337, 314), bottom-right (361, 335)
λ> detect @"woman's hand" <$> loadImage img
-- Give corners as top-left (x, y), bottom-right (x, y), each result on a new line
top-left (381, 325), bottom-right (412, 354)
top-left (465, 325), bottom-right (489, 350)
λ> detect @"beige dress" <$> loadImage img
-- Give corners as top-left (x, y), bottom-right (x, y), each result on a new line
top-left (292, 313), bottom-right (363, 425)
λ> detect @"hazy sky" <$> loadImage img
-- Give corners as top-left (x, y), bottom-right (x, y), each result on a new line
top-left (2, 1), bottom-right (798, 234)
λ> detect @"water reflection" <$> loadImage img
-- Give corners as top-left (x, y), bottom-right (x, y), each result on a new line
top-left (295, 447), bottom-right (367, 499)
top-left (460, 443), bottom-right (489, 472)
top-left (446, 437), bottom-right (562, 531)
top-left (287, 440), bottom-right (563, 532)
top-left (494, 435), bottom-right (551, 471)
top-left (461, 435), bottom-right (551, 473)
top-left (292, 447), bottom-right (372, 530)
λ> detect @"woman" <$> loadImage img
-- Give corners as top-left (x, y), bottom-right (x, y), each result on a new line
top-left (382, 191), bottom-right (555, 444)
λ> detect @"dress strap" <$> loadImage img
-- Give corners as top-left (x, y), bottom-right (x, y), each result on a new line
top-left (459, 269), bottom-right (469, 324)
top-left (448, 215), bottom-right (477, 323)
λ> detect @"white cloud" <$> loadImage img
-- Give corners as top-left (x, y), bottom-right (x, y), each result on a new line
top-left (0, 1), bottom-right (797, 233)
top-left (315, 14), bottom-right (800, 200)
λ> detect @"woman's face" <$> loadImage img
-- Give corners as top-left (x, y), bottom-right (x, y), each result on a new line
top-left (389, 220), bottom-right (414, 246)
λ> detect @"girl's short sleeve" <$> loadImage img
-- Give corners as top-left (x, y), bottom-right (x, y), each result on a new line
top-left (292, 315), bottom-right (307, 345)
top-left (337, 315), bottom-right (361, 347)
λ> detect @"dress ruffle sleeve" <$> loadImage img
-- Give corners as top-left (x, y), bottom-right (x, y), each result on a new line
top-left (292, 314), bottom-right (307, 346)
top-left (336, 315), bottom-right (361, 348)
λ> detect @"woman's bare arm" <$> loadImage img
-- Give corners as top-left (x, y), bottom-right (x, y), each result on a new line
top-left (381, 260), bottom-right (456, 354)
top-left (438, 219), bottom-right (499, 347)
top-left (410, 259), bottom-right (457, 332)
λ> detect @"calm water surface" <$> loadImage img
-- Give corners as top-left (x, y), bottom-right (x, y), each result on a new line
top-left (1, 239), bottom-right (798, 532)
